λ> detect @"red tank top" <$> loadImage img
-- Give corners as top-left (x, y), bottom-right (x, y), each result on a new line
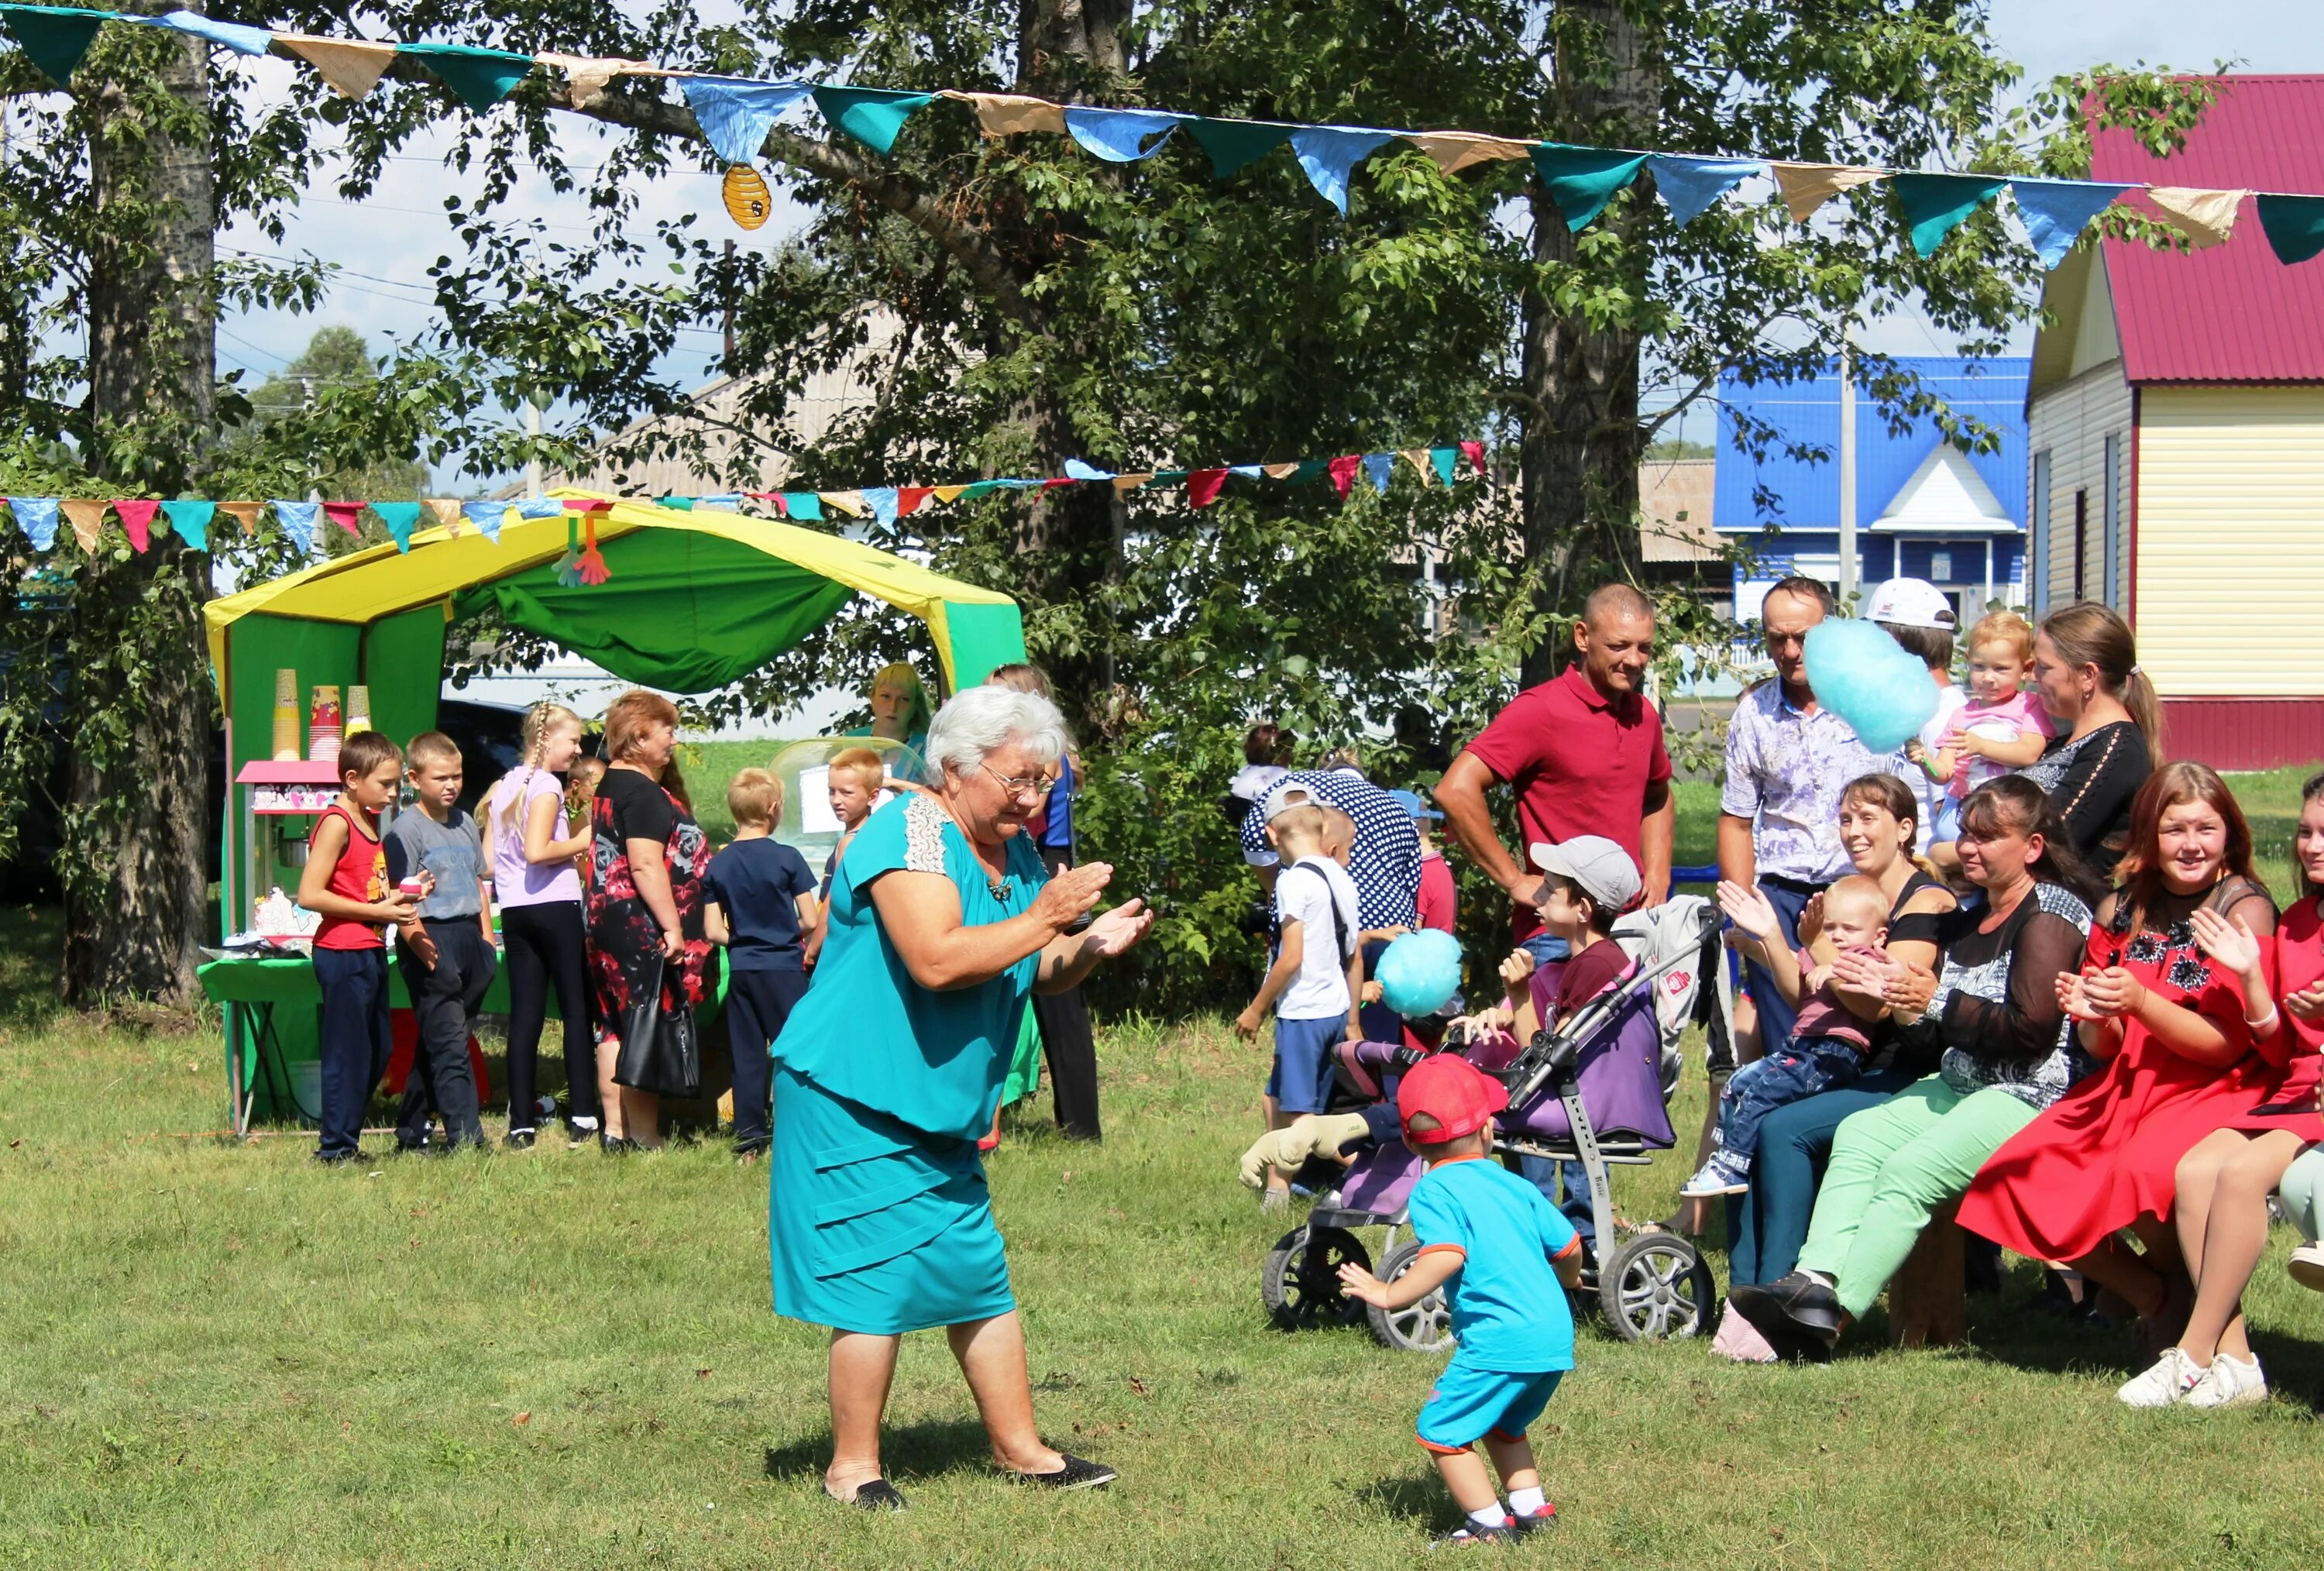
top-left (312, 803), bottom-right (388, 951)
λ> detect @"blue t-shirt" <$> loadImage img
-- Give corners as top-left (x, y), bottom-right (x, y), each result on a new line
top-left (1407, 1155), bottom-right (1581, 1373)
top-left (703, 837), bottom-right (817, 971)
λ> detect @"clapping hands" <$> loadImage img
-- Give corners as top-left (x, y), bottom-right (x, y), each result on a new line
top-left (2057, 965), bottom-right (2143, 1020)
top-left (1717, 881), bottom-right (1780, 949)
top-left (2190, 906), bottom-right (2265, 977)
top-left (1079, 896), bottom-right (1152, 959)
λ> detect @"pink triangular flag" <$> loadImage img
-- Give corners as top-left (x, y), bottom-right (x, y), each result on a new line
top-left (1187, 469), bottom-right (1229, 508)
top-left (112, 498), bottom-right (158, 552)
top-left (323, 500), bottom-right (366, 536)
top-left (1325, 455), bottom-right (1363, 499)
top-left (1459, 441), bottom-right (1488, 478)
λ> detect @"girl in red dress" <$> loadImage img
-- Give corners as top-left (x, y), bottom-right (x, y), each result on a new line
top-left (1956, 765), bottom-right (2282, 1361)
top-left (2144, 774), bottom-right (2324, 1408)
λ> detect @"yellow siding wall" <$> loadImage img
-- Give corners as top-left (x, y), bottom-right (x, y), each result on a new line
top-left (2137, 386), bottom-right (2324, 696)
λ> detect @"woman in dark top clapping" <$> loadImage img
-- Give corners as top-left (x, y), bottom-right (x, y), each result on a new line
top-left (2020, 601), bottom-right (2157, 882)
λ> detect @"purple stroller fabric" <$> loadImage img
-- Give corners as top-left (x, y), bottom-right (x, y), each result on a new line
top-left (1339, 1137), bottom-right (1425, 1215)
top-left (1484, 988), bottom-right (1676, 1148)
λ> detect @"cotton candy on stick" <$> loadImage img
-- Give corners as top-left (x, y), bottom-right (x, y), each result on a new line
top-left (1802, 619), bottom-right (1938, 751)
top-left (1376, 928), bottom-right (1465, 1019)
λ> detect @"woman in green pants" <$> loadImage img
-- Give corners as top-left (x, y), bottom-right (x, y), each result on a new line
top-left (1731, 779), bottom-right (2101, 1360)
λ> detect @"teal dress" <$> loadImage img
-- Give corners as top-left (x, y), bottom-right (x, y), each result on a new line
top-left (768, 792), bottom-right (1048, 1334)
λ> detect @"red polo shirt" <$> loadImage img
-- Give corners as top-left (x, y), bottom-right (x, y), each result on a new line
top-left (1463, 664), bottom-right (1671, 927)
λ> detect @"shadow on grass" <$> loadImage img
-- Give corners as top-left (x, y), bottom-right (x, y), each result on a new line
top-left (762, 1418), bottom-right (999, 1488)
top-left (0, 904), bottom-right (66, 1030)
top-left (1350, 1472), bottom-right (1464, 1533)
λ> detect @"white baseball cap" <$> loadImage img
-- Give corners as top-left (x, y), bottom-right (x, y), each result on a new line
top-left (1863, 577), bottom-right (1957, 631)
top-left (1530, 836), bottom-right (1643, 913)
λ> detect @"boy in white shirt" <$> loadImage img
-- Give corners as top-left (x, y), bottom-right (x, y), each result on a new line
top-left (1235, 780), bottom-right (1364, 1208)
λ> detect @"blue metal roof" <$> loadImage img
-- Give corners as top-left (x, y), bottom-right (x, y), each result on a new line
top-left (1714, 356), bottom-right (2029, 535)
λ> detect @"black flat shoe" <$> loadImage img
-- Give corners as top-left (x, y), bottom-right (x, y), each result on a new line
top-left (1730, 1275), bottom-right (1842, 1359)
top-left (1007, 1454), bottom-right (1116, 1490)
top-left (826, 1478), bottom-right (907, 1511)
top-left (504, 1129), bottom-right (537, 1150)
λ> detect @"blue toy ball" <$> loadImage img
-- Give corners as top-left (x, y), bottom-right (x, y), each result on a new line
top-left (1803, 618), bottom-right (1938, 752)
top-left (1377, 928), bottom-right (1464, 1019)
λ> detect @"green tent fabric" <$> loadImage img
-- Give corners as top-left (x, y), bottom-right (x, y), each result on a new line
top-left (1890, 172), bottom-right (2009, 257)
top-left (451, 526), bottom-right (854, 692)
top-left (813, 85), bottom-right (935, 155)
top-left (1186, 118), bottom-right (1292, 178)
top-left (2, 2), bottom-right (108, 86)
top-left (1528, 143), bottom-right (1651, 231)
top-left (2257, 194), bottom-right (2324, 266)
top-left (403, 41), bottom-right (535, 112)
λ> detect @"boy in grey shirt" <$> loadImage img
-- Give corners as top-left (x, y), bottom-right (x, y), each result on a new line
top-left (383, 732), bottom-right (496, 1150)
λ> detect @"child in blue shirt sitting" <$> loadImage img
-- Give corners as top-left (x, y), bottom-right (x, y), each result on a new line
top-left (1338, 1054), bottom-right (1583, 1545)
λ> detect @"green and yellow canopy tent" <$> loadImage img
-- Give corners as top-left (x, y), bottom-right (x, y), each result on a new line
top-left (198, 495), bottom-right (1024, 1129)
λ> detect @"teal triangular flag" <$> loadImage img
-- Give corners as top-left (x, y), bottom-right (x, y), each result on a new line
top-left (2009, 178), bottom-right (2131, 269)
top-left (656, 494), bottom-right (695, 511)
top-left (1890, 172), bottom-right (2008, 257)
top-left (782, 491), bottom-right (823, 520)
top-left (1428, 448), bottom-right (1458, 487)
top-left (1529, 143), bottom-right (1650, 231)
top-left (370, 500), bottom-right (421, 552)
top-left (2, 4), bottom-right (108, 88)
top-left (403, 42), bottom-right (534, 113)
top-left (812, 86), bottom-right (935, 156)
top-left (2257, 194), bottom-right (2324, 266)
top-left (956, 481), bottom-right (1003, 501)
top-left (1185, 118), bottom-right (1292, 178)
top-left (159, 499), bottom-right (213, 551)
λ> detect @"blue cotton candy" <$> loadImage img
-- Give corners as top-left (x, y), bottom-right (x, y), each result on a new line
top-left (1802, 619), bottom-right (1937, 752)
top-left (1376, 928), bottom-right (1464, 1019)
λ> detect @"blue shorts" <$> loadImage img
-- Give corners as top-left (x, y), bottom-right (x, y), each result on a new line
top-left (1265, 1015), bottom-right (1344, 1115)
top-left (1417, 1358), bottom-right (1566, 1452)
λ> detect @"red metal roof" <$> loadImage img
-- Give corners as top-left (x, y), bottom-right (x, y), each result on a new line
top-left (2092, 76), bottom-right (2324, 384)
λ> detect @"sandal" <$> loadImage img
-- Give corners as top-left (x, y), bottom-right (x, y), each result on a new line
top-left (825, 1478), bottom-right (907, 1511)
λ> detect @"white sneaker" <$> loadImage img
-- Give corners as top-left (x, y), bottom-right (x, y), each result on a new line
top-left (2116, 1346), bottom-right (2202, 1408)
top-left (1679, 1155), bottom-right (1749, 1198)
top-left (2288, 1242), bottom-right (2324, 1294)
top-left (2185, 1353), bottom-right (2267, 1409)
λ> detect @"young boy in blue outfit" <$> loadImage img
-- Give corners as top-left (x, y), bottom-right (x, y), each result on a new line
top-left (1339, 1054), bottom-right (1583, 1545)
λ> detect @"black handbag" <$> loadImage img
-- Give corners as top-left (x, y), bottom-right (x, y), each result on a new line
top-left (613, 950), bottom-right (702, 1098)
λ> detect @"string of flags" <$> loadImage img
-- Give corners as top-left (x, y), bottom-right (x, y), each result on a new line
top-left (0, 442), bottom-right (1489, 576)
top-left (2, 3), bottom-right (2320, 268)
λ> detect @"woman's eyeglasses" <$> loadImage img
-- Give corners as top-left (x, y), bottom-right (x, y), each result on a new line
top-left (980, 764), bottom-right (1049, 800)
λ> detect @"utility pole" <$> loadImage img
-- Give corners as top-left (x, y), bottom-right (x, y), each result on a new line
top-left (1837, 341), bottom-right (1858, 606)
top-left (525, 400), bottom-right (543, 495)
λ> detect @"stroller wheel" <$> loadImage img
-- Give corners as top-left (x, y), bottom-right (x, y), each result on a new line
top-left (1598, 1231), bottom-right (1717, 1342)
top-left (1366, 1239), bottom-right (1455, 1354)
top-left (1260, 1225), bottom-right (1370, 1331)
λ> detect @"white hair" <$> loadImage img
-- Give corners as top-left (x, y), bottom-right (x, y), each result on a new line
top-left (923, 683), bottom-right (1068, 779)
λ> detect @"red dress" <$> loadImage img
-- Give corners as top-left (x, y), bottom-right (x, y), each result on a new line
top-left (1958, 885), bottom-right (2288, 1260)
top-left (2216, 896), bottom-right (2324, 1141)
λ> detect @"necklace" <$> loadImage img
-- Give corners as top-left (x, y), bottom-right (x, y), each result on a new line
top-left (941, 792), bottom-right (1014, 901)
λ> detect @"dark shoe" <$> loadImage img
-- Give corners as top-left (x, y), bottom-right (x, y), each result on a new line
top-left (504, 1129), bottom-right (537, 1150)
top-left (1006, 1454), bottom-right (1116, 1490)
top-left (734, 1137), bottom-right (770, 1161)
top-left (1509, 1502), bottom-right (1557, 1535)
top-left (599, 1134), bottom-right (636, 1154)
top-left (1432, 1521), bottom-right (1511, 1547)
top-left (311, 1149), bottom-right (363, 1165)
top-left (1730, 1274), bottom-right (1842, 1359)
top-left (825, 1478), bottom-right (906, 1511)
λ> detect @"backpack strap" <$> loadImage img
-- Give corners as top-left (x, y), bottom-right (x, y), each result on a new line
top-left (1292, 858), bottom-right (1353, 962)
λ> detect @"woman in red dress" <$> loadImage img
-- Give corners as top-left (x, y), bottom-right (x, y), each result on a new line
top-left (2137, 774), bottom-right (2324, 1408)
top-left (1957, 765), bottom-right (2281, 1352)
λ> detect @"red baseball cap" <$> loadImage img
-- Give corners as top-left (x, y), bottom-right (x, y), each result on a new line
top-left (1397, 1054), bottom-right (1510, 1146)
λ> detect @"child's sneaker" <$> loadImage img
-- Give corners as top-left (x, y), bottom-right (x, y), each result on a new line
top-left (1432, 1521), bottom-right (1511, 1549)
top-left (1679, 1153), bottom-right (1749, 1198)
top-left (2288, 1241), bottom-right (2324, 1293)
top-left (1508, 1501), bottom-right (1558, 1535)
top-left (2184, 1352), bottom-right (2267, 1409)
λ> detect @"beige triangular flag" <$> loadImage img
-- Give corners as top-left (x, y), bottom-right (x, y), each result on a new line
top-left (931, 484), bottom-right (970, 504)
top-left (1262, 462), bottom-right (1301, 480)
top-left (1110, 472), bottom-right (1156, 492)
top-left (278, 35), bottom-right (398, 102)
top-left (1771, 162), bottom-right (1886, 223)
top-left (60, 499), bottom-right (107, 552)
top-left (2147, 186), bottom-right (2249, 250)
top-left (1397, 449), bottom-right (1436, 486)
top-left (538, 53), bottom-right (651, 109)
top-left (424, 498), bottom-right (462, 538)
top-left (1405, 132), bottom-right (1533, 177)
top-left (818, 490), bottom-right (867, 519)
top-left (218, 501), bottom-right (262, 535)
top-left (944, 91), bottom-right (1066, 138)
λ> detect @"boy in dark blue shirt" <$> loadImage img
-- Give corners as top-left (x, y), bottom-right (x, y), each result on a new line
top-left (703, 768), bottom-right (818, 1159)
top-left (1339, 1054), bottom-right (1583, 1545)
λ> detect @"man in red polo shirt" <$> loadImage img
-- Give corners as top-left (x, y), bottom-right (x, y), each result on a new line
top-left (1435, 583), bottom-right (1675, 959)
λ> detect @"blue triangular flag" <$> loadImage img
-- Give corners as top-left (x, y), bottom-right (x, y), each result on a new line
top-left (1229, 464), bottom-right (1263, 479)
top-left (159, 499), bottom-right (213, 551)
top-left (696, 492), bottom-right (741, 510)
top-left (861, 486), bottom-right (899, 525)
top-left (1646, 154), bottom-right (1762, 228)
top-left (270, 500), bottom-right (319, 552)
top-left (150, 10), bottom-right (272, 55)
top-left (6, 497), bottom-right (58, 552)
top-left (370, 500), bottom-right (420, 552)
top-left (461, 500), bottom-right (505, 542)
top-left (1063, 106), bottom-right (1183, 163)
top-left (2010, 177), bottom-right (2133, 270)
top-left (1063, 459), bottom-right (1115, 480)
top-left (782, 491), bottom-right (823, 521)
top-left (681, 77), bottom-right (813, 167)
top-left (511, 497), bottom-right (564, 519)
top-left (1289, 126), bottom-right (1398, 215)
top-left (1362, 453), bottom-right (1394, 493)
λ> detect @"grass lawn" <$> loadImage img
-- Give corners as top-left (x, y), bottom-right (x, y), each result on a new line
top-left (9, 899), bottom-right (2324, 1567)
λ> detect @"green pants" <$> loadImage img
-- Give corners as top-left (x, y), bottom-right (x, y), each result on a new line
top-left (2281, 1145), bottom-right (2324, 1243)
top-left (1795, 1074), bottom-right (2038, 1319)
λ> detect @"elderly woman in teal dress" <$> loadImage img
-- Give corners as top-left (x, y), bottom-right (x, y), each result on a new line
top-left (770, 683), bottom-right (1152, 1509)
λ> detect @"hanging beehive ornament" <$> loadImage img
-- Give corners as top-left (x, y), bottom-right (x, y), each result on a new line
top-left (722, 164), bottom-right (772, 231)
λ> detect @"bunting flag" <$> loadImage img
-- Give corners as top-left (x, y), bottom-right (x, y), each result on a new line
top-left (1889, 172), bottom-right (2009, 256)
top-left (1325, 454), bottom-right (1363, 498)
top-left (818, 490), bottom-right (867, 518)
top-left (1459, 440), bottom-right (1487, 477)
top-left (2147, 186), bottom-right (2248, 249)
top-left (1398, 449), bottom-right (1435, 485)
top-left (371, 500), bottom-right (421, 552)
top-left (1, 3), bottom-right (104, 87)
top-left (896, 486), bottom-right (933, 517)
top-left (6, 497), bottom-right (57, 551)
top-left (811, 85), bottom-right (933, 156)
top-left (1429, 449), bottom-right (1458, 488)
top-left (160, 499), bottom-right (212, 551)
top-left (2009, 178), bottom-right (2132, 270)
top-left (782, 491), bottom-right (823, 521)
top-left (219, 500), bottom-right (263, 535)
top-left (460, 499), bottom-right (505, 541)
top-left (403, 42), bottom-right (535, 112)
top-left (1408, 131), bottom-right (1532, 177)
top-left (541, 52), bottom-right (653, 109)
top-left (422, 498), bottom-right (461, 537)
top-left (1188, 119), bottom-right (1293, 178)
top-left (951, 90), bottom-right (1067, 138)
top-left (1530, 143), bottom-right (1650, 232)
top-left (60, 498), bottom-right (105, 552)
top-left (1291, 126), bottom-right (1397, 215)
top-left (2257, 194), bottom-right (2324, 267)
top-left (1110, 472), bottom-right (1155, 492)
top-left (277, 34), bottom-right (397, 101)
top-left (1361, 452), bottom-right (1394, 494)
top-left (1062, 459), bottom-right (1113, 480)
top-left (155, 10), bottom-right (271, 55)
top-left (1064, 106), bottom-right (1182, 163)
top-left (1772, 163), bottom-right (1887, 223)
top-left (268, 500), bottom-right (318, 553)
top-left (682, 77), bottom-right (813, 167)
top-left (1648, 154), bottom-right (1764, 228)
top-left (861, 486), bottom-right (900, 525)
top-left (1185, 469), bottom-right (1228, 507)
top-left (322, 500), bottom-right (366, 536)
top-left (112, 497), bottom-right (157, 552)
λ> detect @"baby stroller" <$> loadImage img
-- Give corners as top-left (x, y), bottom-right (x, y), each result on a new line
top-left (1260, 897), bottom-right (1724, 1350)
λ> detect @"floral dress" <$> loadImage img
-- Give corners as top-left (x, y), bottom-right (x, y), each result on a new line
top-left (1958, 878), bottom-right (2282, 1261)
top-left (586, 765), bottom-right (712, 1026)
